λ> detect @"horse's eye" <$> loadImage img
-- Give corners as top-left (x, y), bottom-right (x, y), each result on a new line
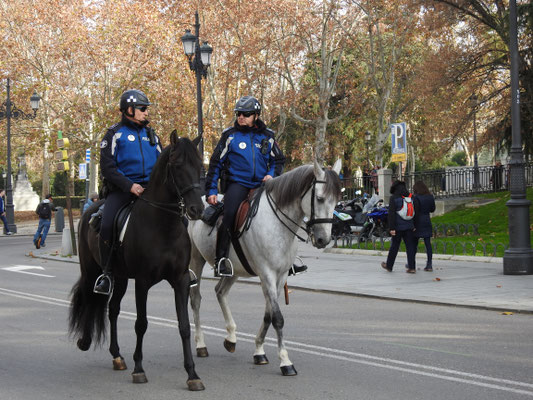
top-left (316, 196), bottom-right (325, 203)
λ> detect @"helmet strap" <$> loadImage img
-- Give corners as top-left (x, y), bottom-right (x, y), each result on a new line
top-left (123, 106), bottom-right (135, 118)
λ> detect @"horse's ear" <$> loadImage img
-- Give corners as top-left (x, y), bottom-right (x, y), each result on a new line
top-left (332, 158), bottom-right (342, 176)
top-left (313, 158), bottom-right (325, 180)
top-left (192, 135), bottom-right (201, 149)
top-left (170, 130), bottom-right (178, 146)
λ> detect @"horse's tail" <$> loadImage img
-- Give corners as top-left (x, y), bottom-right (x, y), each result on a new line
top-left (68, 210), bottom-right (107, 350)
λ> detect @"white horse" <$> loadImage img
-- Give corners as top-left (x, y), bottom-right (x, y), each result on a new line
top-left (188, 159), bottom-right (341, 375)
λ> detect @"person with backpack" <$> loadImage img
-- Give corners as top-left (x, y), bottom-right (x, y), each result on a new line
top-left (33, 194), bottom-right (55, 249)
top-left (381, 180), bottom-right (418, 273)
top-left (0, 189), bottom-right (13, 235)
top-left (412, 181), bottom-right (436, 271)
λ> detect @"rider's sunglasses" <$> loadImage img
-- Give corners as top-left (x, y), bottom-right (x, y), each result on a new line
top-left (235, 111), bottom-right (254, 118)
top-left (135, 106), bottom-right (148, 112)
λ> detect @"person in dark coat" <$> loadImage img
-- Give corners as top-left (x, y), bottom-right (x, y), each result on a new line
top-left (413, 181), bottom-right (436, 271)
top-left (381, 180), bottom-right (418, 273)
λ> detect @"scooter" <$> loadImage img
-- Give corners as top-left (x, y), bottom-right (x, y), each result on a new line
top-left (331, 192), bottom-right (368, 238)
top-left (357, 195), bottom-right (390, 242)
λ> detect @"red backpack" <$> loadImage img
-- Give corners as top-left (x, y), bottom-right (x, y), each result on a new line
top-left (397, 194), bottom-right (415, 220)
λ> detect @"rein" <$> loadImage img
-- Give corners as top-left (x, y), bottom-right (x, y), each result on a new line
top-left (139, 163), bottom-right (201, 217)
top-left (265, 178), bottom-right (334, 242)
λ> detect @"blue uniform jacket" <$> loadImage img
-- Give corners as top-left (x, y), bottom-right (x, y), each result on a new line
top-left (205, 119), bottom-right (285, 196)
top-left (100, 116), bottom-right (161, 193)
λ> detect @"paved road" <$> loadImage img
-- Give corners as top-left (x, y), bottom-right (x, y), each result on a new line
top-left (1, 235), bottom-right (533, 399)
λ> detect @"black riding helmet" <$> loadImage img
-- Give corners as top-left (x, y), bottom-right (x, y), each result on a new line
top-left (120, 89), bottom-right (152, 117)
top-left (234, 96), bottom-right (261, 115)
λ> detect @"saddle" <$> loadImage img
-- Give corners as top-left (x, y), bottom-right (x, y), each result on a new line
top-left (201, 189), bottom-right (258, 276)
top-left (89, 201), bottom-right (135, 245)
top-left (201, 189), bottom-right (256, 233)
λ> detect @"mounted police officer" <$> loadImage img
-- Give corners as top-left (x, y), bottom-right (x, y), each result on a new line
top-left (206, 96), bottom-right (301, 277)
top-left (93, 89), bottom-right (161, 295)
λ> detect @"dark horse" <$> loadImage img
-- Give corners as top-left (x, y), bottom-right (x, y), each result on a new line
top-left (69, 132), bottom-right (205, 391)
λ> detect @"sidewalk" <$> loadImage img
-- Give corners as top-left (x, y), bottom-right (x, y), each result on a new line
top-left (17, 220), bottom-right (533, 314)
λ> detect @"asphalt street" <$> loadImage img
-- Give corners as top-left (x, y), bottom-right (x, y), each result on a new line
top-left (1, 234), bottom-right (533, 399)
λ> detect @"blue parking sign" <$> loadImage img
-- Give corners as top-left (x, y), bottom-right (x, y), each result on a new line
top-left (85, 149), bottom-right (91, 163)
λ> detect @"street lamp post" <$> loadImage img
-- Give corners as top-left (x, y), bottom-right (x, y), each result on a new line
top-left (0, 78), bottom-right (41, 234)
top-left (469, 94), bottom-right (479, 190)
top-left (503, 0), bottom-right (533, 274)
top-left (181, 11), bottom-right (213, 189)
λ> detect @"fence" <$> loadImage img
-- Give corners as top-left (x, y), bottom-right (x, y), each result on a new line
top-left (339, 162), bottom-right (533, 199)
top-left (332, 234), bottom-right (508, 257)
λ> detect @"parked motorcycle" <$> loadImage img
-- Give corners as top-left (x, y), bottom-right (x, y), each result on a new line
top-left (357, 195), bottom-right (390, 243)
top-left (331, 193), bottom-right (368, 238)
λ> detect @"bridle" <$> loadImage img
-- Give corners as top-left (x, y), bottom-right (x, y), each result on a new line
top-left (265, 178), bottom-right (334, 242)
top-left (139, 162), bottom-right (200, 217)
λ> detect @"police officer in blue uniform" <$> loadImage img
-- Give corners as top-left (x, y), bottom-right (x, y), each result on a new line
top-left (93, 89), bottom-right (161, 295)
top-left (206, 96), bottom-right (288, 277)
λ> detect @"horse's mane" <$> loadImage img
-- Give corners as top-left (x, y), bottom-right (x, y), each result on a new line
top-left (149, 137), bottom-right (201, 182)
top-left (264, 164), bottom-right (341, 209)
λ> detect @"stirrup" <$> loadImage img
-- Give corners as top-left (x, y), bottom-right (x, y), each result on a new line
top-left (93, 274), bottom-right (113, 295)
top-left (289, 256), bottom-right (308, 276)
top-left (189, 269), bottom-right (198, 288)
top-left (216, 257), bottom-right (234, 277)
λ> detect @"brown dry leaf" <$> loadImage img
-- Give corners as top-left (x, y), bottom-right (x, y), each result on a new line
top-left (28, 251), bottom-right (35, 258)
top-left (433, 277), bottom-right (441, 281)
top-left (496, 285), bottom-right (502, 288)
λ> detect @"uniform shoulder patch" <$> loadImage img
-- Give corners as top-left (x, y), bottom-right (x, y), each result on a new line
top-left (100, 140), bottom-right (108, 149)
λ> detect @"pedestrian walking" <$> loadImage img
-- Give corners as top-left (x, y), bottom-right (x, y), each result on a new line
top-left (381, 180), bottom-right (418, 273)
top-left (0, 189), bottom-right (13, 235)
top-left (412, 181), bottom-right (435, 271)
top-left (33, 194), bottom-right (55, 248)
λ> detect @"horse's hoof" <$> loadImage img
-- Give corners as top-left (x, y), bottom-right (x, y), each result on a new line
top-left (224, 339), bottom-right (236, 353)
top-left (196, 347), bottom-right (209, 357)
top-left (132, 372), bottom-right (148, 383)
top-left (77, 338), bottom-right (90, 351)
top-left (280, 365), bottom-right (298, 376)
top-left (253, 354), bottom-right (269, 365)
top-left (113, 357), bottom-right (127, 370)
top-left (187, 379), bottom-right (205, 391)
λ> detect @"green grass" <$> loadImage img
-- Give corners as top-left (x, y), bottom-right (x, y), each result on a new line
top-left (342, 188), bottom-right (533, 257)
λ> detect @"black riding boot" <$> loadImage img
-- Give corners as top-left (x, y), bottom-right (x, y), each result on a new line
top-left (214, 226), bottom-right (233, 277)
top-left (94, 238), bottom-right (113, 295)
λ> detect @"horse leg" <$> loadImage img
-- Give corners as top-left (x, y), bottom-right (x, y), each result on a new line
top-left (131, 281), bottom-right (149, 383)
top-left (215, 276), bottom-right (238, 352)
top-left (108, 278), bottom-right (128, 370)
top-left (189, 243), bottom-right (208, 357)
top-left (253, 305), bottom-right (272, 365)
top-left (261, 276), bottom-right (297, 376)
top-left (173, 274), bottom-right (205, 391)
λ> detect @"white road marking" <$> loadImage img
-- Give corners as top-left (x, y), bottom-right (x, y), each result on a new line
top-left (1, 287), bottom-right (532, 396)
top-left (2, 265), bottom-right (54, 278)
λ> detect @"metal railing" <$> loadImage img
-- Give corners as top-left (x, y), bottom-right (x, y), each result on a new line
top-left (395, 162), bottom-right (533, 198)
top-left (332, 234), bottom-right (507, 257)
top-left (339, 162), bottom-right (533, 199)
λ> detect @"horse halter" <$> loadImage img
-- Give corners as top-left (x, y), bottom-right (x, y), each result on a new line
top-left (303, 178), bottom-right (335, 230)
top-left (139, 163), bottom-right (201, 217)
top-left (266, 177), bottom-right (334, 242)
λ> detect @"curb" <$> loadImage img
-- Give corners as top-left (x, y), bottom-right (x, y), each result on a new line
top-left (324, 247), bottom-right (503, 264)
